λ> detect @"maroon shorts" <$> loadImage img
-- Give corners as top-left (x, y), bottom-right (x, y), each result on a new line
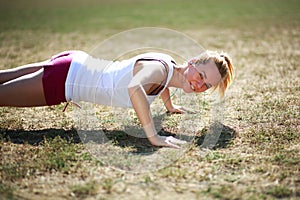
top-left (42, 51), bottom-right (76, 106)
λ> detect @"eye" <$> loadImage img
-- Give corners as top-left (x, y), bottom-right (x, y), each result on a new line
top-left (205, 83), bottom-right (212, 89)
top-left (199, 72), bottom-right (204, 80)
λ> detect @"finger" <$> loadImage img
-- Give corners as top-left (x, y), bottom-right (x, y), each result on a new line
top-left (177, 106), bottom-right (195, 113)
top-left (175, 109), bottom-right (186, 114)
top-left (165, 140), bottom-right (180, 149)
top-left (187, 110), bottom-right (196, 114)
top-left (168, 136), bottom-right (187, 144)
top-left (166, 136), bottom-right (187, 149)
top-left (167, 109), bottom-right (185, 114)
top-left (164, 136), bottom-right (181, 148)
top-left (174, 139), bottom-right (187, 144)
top-left (181, 107), bottom-right (196, 114)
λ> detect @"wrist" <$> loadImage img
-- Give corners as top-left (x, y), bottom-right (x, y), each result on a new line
top-left (166, 104), bottom-right (175, 112)
top-left (147, 134), bottom-right (160, 145)
top-left (142, 122), bottom-right (159, 143)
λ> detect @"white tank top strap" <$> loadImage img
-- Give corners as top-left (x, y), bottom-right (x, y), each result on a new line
top-left (135, 57), bottom-right (173, 95)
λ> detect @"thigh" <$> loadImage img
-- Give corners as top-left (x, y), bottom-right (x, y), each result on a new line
top-left (0, 68), bottom-right (47, 107)
top-left (42, 52), bottom-right (74, 105)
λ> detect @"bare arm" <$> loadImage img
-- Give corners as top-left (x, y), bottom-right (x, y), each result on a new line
top-left (128, 83), bottom-right (159, 145)
top-left (128, 61), bottom-right (186, 148)
top-left (160, 87), bottom-right (174, 111)
top-left (160, 87), bottom-right (195, 114)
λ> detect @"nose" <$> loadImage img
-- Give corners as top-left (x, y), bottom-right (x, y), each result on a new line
top-left (192, 80), bottom-right (206, 92)
top-left (196, 78), bottom-right (206, 87)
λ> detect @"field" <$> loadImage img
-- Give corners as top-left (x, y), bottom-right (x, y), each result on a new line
top-left (0, 0), bottom-right (299, 199)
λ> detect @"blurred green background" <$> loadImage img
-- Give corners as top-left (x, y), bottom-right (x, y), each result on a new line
top-left (0, 0), bottom-right (299, 32)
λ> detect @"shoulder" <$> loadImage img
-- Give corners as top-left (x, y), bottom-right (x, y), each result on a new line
top-left (135, 52), bottom-right (176, 63)
top-left (134, 60), bottom-right (167, 80)
top-left (129, 60), bottom-right (168, 93)
top-left (128, 60), bottom-right (167, 89)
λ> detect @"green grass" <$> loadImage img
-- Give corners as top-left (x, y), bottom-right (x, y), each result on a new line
top-left (70, 181), bottom-right (99, 198)
top-left (0, 183), bottom-right (14, 200)
top-left (0, 137), bottom-right (79, 181)
top-left (265, 185), bottom-right (293, 198)
top-left (0, 0), bottom-right (299, 32)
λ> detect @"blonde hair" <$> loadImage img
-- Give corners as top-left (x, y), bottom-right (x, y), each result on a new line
top-left (195, 50), bottom-right (235, 98)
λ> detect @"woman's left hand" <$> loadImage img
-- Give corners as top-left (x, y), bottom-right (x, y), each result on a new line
top-left (167, 105), bottom-right (195, 114)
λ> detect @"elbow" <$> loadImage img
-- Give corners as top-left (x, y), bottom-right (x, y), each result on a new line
top-left (128, 83), bottom-right (143, 97)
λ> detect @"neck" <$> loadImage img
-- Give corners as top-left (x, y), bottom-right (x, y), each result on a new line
top-left (168, 65), bottom-right (187, 88)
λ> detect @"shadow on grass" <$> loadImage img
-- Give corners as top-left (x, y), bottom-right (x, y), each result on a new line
top-left (0, 123), bottom-right (236, 151)
top-left (193, 123), bottom-right (237, 149)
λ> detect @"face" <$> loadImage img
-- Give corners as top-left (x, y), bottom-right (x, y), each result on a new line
top-left (182, 59), bottom-right (222, 93)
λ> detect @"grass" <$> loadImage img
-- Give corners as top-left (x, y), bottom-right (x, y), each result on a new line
top-left (0, 0), bottom-right (300, 199)
top-left (1, 137), bottom-right (79, 181)
top-left (70, 181), bottom-right (99, 198)
top-left (0, 0), bottom-right (299, 32)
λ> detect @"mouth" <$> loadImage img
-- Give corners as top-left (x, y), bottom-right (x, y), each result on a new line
top-left (190, 82), bottom-right (195, 91)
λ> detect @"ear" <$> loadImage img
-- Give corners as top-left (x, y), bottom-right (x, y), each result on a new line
top-left (188, 59), bottom-right (197, 67)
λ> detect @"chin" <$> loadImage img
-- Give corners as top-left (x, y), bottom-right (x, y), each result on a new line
top-left (183, 87), bottom-right (193, 93)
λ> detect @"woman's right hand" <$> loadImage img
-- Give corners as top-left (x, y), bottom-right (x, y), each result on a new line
top-left (149, 135), bottom-right (187, 148)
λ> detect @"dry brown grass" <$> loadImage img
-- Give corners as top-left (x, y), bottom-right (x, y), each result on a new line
top-left (0, 23), bottom-right (299, 200)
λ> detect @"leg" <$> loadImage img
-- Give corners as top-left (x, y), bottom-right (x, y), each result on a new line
top-left (0, 60), bottom-right (49, 84)
top-left (0, 68), bottom-right (47, 107)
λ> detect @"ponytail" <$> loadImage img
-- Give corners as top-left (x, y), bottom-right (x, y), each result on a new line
top-left (215, 52), bottom-right (235, 98)
top-left (198, 51), bottom-right (235, 98)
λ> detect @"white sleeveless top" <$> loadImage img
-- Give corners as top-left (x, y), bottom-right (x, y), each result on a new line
top-left (65, 51), bottom-right (175, 108)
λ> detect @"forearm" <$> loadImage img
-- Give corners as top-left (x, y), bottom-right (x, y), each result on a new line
top-left (160, 88), bottom-right (174, 111)
top-left (161, 88), bottom-right (193, 114)
top-left (128, 85), bottom-right (159, 144)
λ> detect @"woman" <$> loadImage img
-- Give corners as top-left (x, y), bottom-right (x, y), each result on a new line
top-left (0, 50), bottom-right (234, 148)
